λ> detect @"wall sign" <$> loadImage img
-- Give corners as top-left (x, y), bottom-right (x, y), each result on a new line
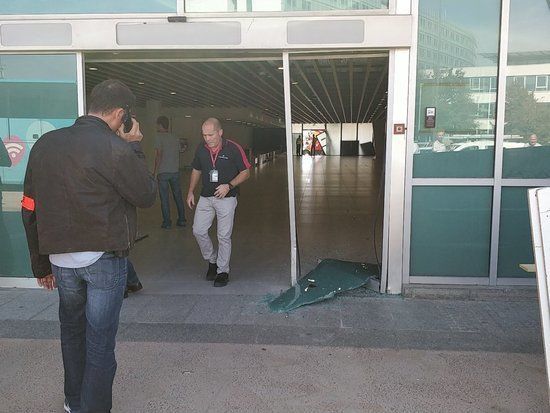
top-left (425, 107), bottom-right (436, 128)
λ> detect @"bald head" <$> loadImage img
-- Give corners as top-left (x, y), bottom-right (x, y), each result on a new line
top-left (203, 117), bottom-right (222, 131)
top-left (202, 117), bottom-right (223, 149)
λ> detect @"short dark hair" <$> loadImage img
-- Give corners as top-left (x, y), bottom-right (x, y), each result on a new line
top-left (157, 116), bottom-right (169, 130)
top-left (88, 79), bottom-right (136, 115)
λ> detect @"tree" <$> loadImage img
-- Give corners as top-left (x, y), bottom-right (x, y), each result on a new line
top-left (505, 79), bottom-right (550, 143)
top-left (417, 68), bottom-right (478, 135)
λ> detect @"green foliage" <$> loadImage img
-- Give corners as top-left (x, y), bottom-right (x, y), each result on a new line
top-left (417, 68), bottom-right (478, 135)
top-left (505, 80), bottom-right (550, 142)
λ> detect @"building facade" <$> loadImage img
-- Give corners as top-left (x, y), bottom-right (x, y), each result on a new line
top-left (0, 0), bottom-right (549, 293)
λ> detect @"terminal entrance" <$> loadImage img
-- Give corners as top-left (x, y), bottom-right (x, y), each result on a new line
top-left (0, 50), bottom-right (392, 294)
top-left (83, 50), bottom-right (389, 295)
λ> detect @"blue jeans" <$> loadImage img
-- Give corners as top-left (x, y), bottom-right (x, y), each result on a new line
top-left (158, 172), bottom-right (186, 226)
top-left (53, 253), bottom-right (127, 413)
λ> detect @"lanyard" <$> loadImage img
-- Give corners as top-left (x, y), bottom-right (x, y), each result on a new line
top-left (208, 146), bottom-right (221, 169)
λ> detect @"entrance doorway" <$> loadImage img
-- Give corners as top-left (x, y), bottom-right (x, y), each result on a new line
top-left (84, 52), bottom-right (291, 295)
top-left (82, 49), bottom-right (399, 295)
top-left (288, 53), bottom-right (389, 289)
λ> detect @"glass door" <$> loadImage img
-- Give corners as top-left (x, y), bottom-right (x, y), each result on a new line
top-left (0, 54), bottom-right (79, 278)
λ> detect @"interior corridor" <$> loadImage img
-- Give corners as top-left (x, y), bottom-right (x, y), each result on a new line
top-left (129, 154), bottom-right (383, 296)
top-left (294, 155), bottom-right (384, 273)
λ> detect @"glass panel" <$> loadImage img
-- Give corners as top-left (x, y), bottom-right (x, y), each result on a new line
top-left (410, 186), bottom-right (492, 277)
top-left (0, 0), bottom-right (176, 14)
top-left (502, 0), bottom-right (550, 179)
top-left (497, 187), bottom-right (535, 278)
top-left (0, 55), bottom-right (78, 277)
top-left (185, 0), bottom-right (388, 12)
top-left (413, 0), bottom-right (501, 178)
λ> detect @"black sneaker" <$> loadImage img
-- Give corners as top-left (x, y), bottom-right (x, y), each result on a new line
top-left (206, 263), bottom-right (217, 280)
top-left (214, 272), bottom-right (229, 287)
top-left (176, 220), bottom-right (187, 227)
top-left (161, 223), bottom-right (172, 229)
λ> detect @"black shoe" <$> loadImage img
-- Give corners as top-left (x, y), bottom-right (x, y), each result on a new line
top-left (206, 263), bottom-right (217, 280)
top-left (161, 223), bottom-right (172, 229)
top-left (124, 289), bottom-right (129, 299)
top-left (176, 220), bottom-right (187, 227)
top-left (214, 272), bottom-right (229, 287)
top-left (127, 282), bottom-right (143, 293)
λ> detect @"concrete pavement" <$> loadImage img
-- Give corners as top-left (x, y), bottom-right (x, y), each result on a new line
top-left (0, 287), bottom-right (548, 412)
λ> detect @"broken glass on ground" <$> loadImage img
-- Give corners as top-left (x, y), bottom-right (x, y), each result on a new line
top-left (268, 259), bottom-right (379, 313)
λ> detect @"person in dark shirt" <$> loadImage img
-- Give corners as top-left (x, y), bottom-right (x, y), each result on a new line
top-left (22, 79), bottom-right (156, 413)
top-left (186, 118), bottom-right (251, 287)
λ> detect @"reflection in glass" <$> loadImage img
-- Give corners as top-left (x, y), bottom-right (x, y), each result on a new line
top-left (185, 0), bottom-right (388, 12)
top-left (0, 139), bottom-right (14, 274)
top-left (410, 186), bottom-right (492, 277)
top-left (0, 55), bottom-right (78, 277)
top-left (413, 0), bottom-right (501, 178)
top-left (497, 187), bottom-right (535, 278)
top-left (0, 0), bottom-right (176, 14)
top-left (502, 0), bottom-right (550, 179)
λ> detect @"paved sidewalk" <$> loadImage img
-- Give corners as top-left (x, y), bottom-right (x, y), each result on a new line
top-left (0, 287), bottom-right (548, 412)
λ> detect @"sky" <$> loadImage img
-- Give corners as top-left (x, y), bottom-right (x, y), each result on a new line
top-left (508, 0), bottom-right (550, 55)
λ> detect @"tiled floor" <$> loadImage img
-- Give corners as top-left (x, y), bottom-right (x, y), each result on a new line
top-left (132, 154), bottom-right (383, 296)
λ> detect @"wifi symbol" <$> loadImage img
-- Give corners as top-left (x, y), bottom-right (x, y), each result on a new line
top-left (2, 136), bottom-right (26, 166)
top-left (5, 142), bottom-right (23, 159)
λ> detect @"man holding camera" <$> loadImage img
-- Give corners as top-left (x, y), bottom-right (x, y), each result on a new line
top-left (22, 79), bottom-right (156, 413)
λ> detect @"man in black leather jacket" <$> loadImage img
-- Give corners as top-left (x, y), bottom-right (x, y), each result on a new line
top-left (22, 79), bottom-right (156, 413)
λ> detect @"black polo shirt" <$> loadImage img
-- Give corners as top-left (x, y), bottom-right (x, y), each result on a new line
top-left (191, 138), bottom-right (251, 197)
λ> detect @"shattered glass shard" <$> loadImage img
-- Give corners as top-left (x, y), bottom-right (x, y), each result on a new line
top-left (268, 259), bottom-right (379, 313)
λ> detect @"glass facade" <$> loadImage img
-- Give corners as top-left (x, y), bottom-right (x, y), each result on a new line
top-left (0, 0), bottom-right (387, 14)
top-left (0, 55), bottom-right (78, 277)
top-left (497, 187), bottom-right (535, 278)
top-left (185, 0), bottom-right (388, 12)
top-left (502, 0), bottom-right (550, 179)
top-left (0, 1), bottom-right (548, 287)
top-left (410, 0), bottom-right (550, 282)
top-left (0, 1), bottom-right (177, 14)
top-left (413, 0), bottom-right (501, 178)
top-left (410, 187), bottom-right (492, 277)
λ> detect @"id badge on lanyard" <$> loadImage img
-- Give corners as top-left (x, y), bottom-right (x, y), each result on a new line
top-left (209, 169), bottom-right (219, 183)
top-left (209, 149), bottom-right (220, 183)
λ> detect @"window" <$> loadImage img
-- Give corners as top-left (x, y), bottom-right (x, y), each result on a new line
top-left (415, 0), bottom-right (500, 179)
top-left (0, 0), bottom-right (176, 13)
top-left (470, 77), bottom-right (481, 91)
top-left (525, 76), bottom-right (536, 91)
top-left (489, 77), bottom-right (497, 92)
top-left (535, 75), bottom-right (548, 91)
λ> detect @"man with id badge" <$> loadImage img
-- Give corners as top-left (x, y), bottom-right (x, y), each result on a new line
top-left (187, 118), bottom-right (251, 287)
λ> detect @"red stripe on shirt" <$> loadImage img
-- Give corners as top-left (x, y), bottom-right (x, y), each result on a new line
top-left (227, 139), bottom-right (252, 169)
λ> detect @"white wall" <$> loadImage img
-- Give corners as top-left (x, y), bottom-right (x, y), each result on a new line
top-left (358, 123), bottom-right (374, 155)
top-left (326, 124), bottom-right (342, 156)
top-left (292, 123), bottom-right (374, 156)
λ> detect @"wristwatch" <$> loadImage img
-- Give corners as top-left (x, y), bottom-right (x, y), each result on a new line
top-left (228, 183), bottom-right (234, 190)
